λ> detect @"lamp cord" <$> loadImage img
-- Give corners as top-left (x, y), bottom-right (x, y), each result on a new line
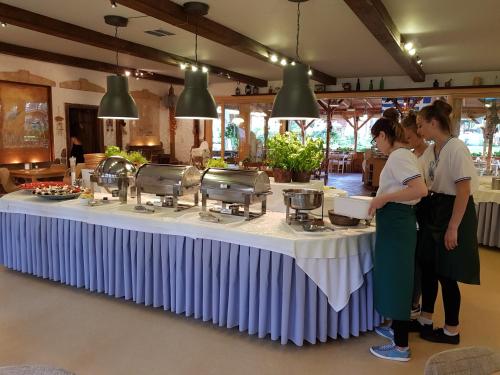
top-left (296, 1), bottom-right (301, 61)
top-left (114, 26), bottom-right (119, 75)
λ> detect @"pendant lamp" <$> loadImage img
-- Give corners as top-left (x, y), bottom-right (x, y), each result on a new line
top-left (270, 0), bottom-right (319, 121)
top-left (98, 15), bottom-right (139, 120)
top-left (175, 2), bottom-right (218, 120)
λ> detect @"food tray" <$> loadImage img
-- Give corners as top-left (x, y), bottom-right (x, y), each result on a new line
top-left (36, 193), bottom-right (81, 200)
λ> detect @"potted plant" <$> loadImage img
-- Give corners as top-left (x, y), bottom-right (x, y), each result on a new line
top-left (206, 158), bottom-right (228, 169)
top-left (267, 133), bottom-right (297, 182)
top-left (289, 137), bottom-right (324, 182)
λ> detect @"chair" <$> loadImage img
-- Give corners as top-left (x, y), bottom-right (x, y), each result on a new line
top-left (424, 346), bottom-right (500, 375)
top-left (313, 158), bottom-right (329, 180)
top-left (344, 153), bottom-right (353, 173)
top-left (329, 153), bottom-right (346, 174)
top-left (0, 168), bottom-right (19, 196)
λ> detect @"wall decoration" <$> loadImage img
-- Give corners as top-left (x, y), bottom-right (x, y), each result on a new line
top-left (0, 81), bottom-right (53, 164)
top-left (0, 69), bottom-right (56, 87)
top-left (59, 78), bottom-right (105, 93)
top-left (129, 89), bottom-right (161, 146)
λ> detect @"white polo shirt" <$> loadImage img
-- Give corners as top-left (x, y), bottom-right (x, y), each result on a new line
top-left (376, 148), bottom-right (423, 205)
top-left (420, 137), bottom-right (478, 195)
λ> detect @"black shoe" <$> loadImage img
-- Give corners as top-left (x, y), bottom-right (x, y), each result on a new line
top-left (408, 319), bottom-right (433, 333)
top-left (420, 328), bottom-right (460, 345)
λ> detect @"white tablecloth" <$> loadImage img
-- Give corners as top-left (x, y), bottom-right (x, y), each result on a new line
top-left (474, 186), bottom-right (500, 205)
top-left (0, 191), bottom-right (375, 311)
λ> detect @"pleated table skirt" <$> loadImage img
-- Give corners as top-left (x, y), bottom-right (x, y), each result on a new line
top-left (0, 212), bottom-right (381, 346)
top-left (476, 202), bottom-right (500, 248)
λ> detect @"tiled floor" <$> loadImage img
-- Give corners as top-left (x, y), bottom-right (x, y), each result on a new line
top-left (326, 172), bottom-right (373, 196)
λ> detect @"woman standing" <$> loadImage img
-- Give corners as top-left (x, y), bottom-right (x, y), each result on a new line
top-left (414, 99), bottom-right (480, 345)
top-left (402, 112), bottom-right (429, 317)
top-left (368, 117), bottom-right (428, 361)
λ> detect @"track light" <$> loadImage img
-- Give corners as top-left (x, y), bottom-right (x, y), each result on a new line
top-left (280, 58), bottom-right (287, 66)
top-left (201, 66), bottom-right (208, 73)
top-left (270, 54), bottom-right (278, 63)
top-left (404, 42), bottom-right (413, 51)
top-left (408, 48), bottom-right (416, 56)
top-left (1, 22), bottom-right (6, 27)
top-left (416, 57), bottom-right (422, 65)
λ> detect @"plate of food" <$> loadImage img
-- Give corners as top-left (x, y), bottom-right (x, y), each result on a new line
top-left (33, 185), bottom-right (82, 200)
top-left (20, 181), bottom-right (66, 193)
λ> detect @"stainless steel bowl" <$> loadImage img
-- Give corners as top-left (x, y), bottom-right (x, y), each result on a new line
top-left (283, 188), bottom-right (323, 210)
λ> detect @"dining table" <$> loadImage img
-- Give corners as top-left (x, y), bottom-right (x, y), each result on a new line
top-left (9, 166), bottom-right (66, 182)
top-left (475, 176), bottom-right (500, 248)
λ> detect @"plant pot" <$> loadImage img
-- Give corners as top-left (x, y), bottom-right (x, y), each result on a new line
top-left (291, 171), bottom-right (311, 183)
top-left (273, 168), bottom-right (292, 183)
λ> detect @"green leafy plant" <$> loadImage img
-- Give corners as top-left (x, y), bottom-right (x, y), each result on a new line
top-left (289, 137), bottom-right (324, 172)
top-left (104, 146), bottom-right (147, 165)
top-left (105, 145), bottom-right (121, 157)
top-left (494, 151), bottom-right (500, 157)
top-left (471, 152), bottom-right (483, 157)
top-left (206, 158), bottom-right (228, 168)
top-left (267, 132), bottom-right (300, 170)
top-left (128, 151), bottom-right (148, 165)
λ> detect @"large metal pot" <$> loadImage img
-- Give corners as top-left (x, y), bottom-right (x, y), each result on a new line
top-left (283, 188), bottom-right (323, 210)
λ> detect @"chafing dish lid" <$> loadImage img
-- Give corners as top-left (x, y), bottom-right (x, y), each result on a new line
top-left (201, 168), bottom-right (271, 194)
top-left (94, 156), bottom-right (136, 178)
top-left (136, 164), bottom-right (201, 187)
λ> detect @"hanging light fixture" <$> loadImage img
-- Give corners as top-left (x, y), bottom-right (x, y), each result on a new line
top-left (175, 2), bottom-right (218, 120)
top-left (98, 15), bottom-right (139, 120)
top-left (270, 0), bottom-right (319, 121)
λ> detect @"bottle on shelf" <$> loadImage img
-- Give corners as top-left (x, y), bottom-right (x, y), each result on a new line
top-left (368, 80), bottom-right (374, 90)
top-left (356, 78), bottom-right (361, 91)
top-left (379, 77), bottom-right (384, 90)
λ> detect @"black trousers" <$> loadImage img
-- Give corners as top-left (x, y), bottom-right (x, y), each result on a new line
top-left (421, 266), bottom-right (461, 326)
top-left (392, 320), bottom-right (409, 347)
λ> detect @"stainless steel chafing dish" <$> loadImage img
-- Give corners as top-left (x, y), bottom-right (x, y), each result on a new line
top-left (283, 188), bottom-right (324, 224)
top-left (90, 156), bottom-right (136, 203)
top-left (200, 168), bottom-right (272, 220)
top-left (135, 164), bottom-right (200, 210)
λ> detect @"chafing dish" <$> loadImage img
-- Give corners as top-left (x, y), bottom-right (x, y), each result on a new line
top-left (90, 156), bottom-right (136, 203)
top-left (200, 168), bottom-right (271, 220)
top-left (135, 164), bottom-right (200, 210)
top-left (283, 188), bottom-right (324, 224)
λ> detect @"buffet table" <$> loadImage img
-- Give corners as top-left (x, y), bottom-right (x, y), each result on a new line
top-left (0, 191), bottom-right (381, 345)
top-left (475, 179), bottom-right (500, 248)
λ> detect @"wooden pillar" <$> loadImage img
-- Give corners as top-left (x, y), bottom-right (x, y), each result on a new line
top-left (220, 104), bottom-right (225, 159)
top-left (263, 117), bottom-right (269, 161)
top-left (168, 106), bottom-right (177, 161)
top-left (353, 115), bottom-right (359, 152)
top-left (115, 120), bottom-right (124, 149)
top-left (238, 104), bottom-right (251, 161)
top-left (279, 121), bottom-right (286, 134)
top-left (325, 107), bottom-right (333, 184)
top-left (448, 95), bottom-right (463, 137)
top-left (193, 120), bottom-right (201, 148)
top-left (204, 120), bottom-right (213, 151)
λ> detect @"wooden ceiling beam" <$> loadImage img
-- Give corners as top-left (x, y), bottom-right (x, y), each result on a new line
top-left (116, 0), bottom-right (337, 85)
top-left (0, 2), bottom-right (266, 87)
top-left (0, 41), bottom-right (184, 85)
top-left (343, 0), bottom-right (425, 82)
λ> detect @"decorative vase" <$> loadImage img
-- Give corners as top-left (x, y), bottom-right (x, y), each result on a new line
top-left (291, 171), bottom-right (311, 183)
top-left (273, 168), bottom-right (292, 183)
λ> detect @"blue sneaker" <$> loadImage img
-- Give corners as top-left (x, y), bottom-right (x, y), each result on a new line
top-left (370, 344), bottom-right (411, 362)
top-left (375, 326), bottom-right (394, 341)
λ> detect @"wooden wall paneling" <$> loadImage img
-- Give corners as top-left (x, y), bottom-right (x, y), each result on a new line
top-left (204, 120), bottom-right (213, 151)
top-left (0, 69), bottom-right (55, 87)
top-left (59, 78), bottom-right (105, 93)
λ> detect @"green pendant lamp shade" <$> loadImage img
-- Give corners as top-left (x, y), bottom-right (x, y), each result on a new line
top-left (270, 62), bottom-right (319, 121)
top-left (175, 69), bottom-right (218, 120)
top-left (98, 75), bottom-right (139, 120)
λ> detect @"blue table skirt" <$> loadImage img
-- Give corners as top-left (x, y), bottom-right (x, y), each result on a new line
top-left (0, 212), bottom-right (381, 346)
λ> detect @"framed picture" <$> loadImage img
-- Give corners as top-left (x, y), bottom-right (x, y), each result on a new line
top-left (0, 80), bottom-right (53, 164)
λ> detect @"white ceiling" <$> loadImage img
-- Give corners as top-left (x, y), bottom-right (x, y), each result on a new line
top-left (0, 0), bottom-right (499, 83)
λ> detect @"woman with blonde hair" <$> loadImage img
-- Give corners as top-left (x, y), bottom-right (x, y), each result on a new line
top-left (413, 99), bottom-right (480, 344)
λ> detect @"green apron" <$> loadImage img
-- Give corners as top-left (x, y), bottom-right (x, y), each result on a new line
top-left (419, 194), bottom-right (480, 285)
top-left (374, 203), bottom-right (416, 321)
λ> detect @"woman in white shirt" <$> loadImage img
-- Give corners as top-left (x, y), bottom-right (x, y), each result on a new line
top-left (414, 100), bottom-right (480, 345)
top-left (368, 117), bottom-right (428, 362)
top-left (402, 112), bottom-right (429, 318)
